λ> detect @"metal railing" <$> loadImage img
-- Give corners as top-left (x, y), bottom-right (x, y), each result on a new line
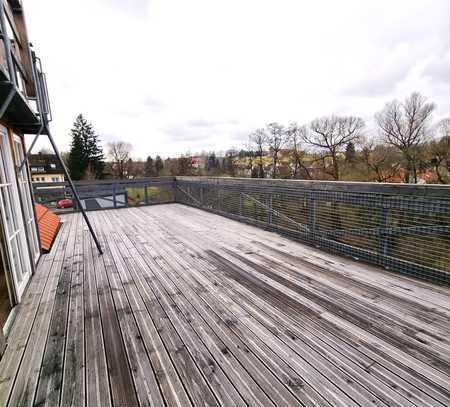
top-left (33, 176), bottom-right (450, 284)
top-left (175, 177), bottom-right (450, 285)
top-left (32, 177), bottom-right (176, 213)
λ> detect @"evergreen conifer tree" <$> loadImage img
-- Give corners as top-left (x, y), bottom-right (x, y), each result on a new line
top-left (67, 114), bottom-right (104, 180)
top-left (345, 141), bottom-right (356, 163)
top-left (154, 155), bottom-right (164, 176)
top-left (144, 156), bottom-right (154, 176)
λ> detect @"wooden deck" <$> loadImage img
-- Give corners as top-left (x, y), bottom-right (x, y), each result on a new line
top-left (0, 204), bottom-right (449, 407)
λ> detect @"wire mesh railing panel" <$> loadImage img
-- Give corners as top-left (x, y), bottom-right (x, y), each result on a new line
top-left (175, 178), bottom-right (450, 285)
top-left (33, 177), bottom-right (176, 213)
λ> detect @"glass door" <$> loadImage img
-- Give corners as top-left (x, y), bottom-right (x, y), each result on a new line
top-left (0, 126), bottom-right (32, 301)
top-left (12, 134), bottom-right (40, 263)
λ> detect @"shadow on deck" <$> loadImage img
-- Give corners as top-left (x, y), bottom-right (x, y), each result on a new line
top-left (0, 204), bottom-right (449, 406)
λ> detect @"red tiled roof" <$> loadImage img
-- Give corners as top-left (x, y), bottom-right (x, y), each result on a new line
top-left (35, 204), bottom-right (61, 252)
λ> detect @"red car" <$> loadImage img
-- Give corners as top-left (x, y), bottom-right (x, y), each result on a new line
top-left (56, 198), bottom-right (74, 209)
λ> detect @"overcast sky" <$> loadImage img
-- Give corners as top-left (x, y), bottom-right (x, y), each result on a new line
top-left (25, 0), bottom-right (450, 159)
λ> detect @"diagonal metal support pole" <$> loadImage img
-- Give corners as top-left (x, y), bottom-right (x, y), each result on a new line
top-left (241, 192), bottom-right (309, 233)
top-left (28, 46), bottom-right (103, 255)
top-left (18, 124), bottom-right (44, 172)
top-left (0, 85), bottom-right (15, 118)
top-left (44, 124), bottom-right (103, 254)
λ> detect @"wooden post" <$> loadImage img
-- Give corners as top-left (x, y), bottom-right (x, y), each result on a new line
top-left (112, 183), bottom-right (117, 208)
top-left (200, 186), bottom-right (204, 207)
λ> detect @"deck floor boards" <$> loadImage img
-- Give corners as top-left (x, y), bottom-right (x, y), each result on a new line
top-left (1, 204), bottom-right (449, 407)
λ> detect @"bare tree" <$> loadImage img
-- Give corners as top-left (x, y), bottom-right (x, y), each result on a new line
top-left (438, 118), bottom-right (450, 138)
top-left (107, 141), bottom-right (133, 179)
top-left (266, 122), bottom-right (286, 178)
top-left (362, 140), bottom-right (402, 182)
top-left (375, 92), bottom-right (435, 183)
top-left (428, 118), bottom-right (450, 184)
top-left (304, 115), bottom-right (364, 180)
top-left (249, 128), bottom-right (267, 178)
top-left (285, 123), bottom-right (311, 179)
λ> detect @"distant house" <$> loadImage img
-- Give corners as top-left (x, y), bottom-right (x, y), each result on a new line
top-left (191, 155), bottom-right (206, 170)
top-left (29, 153), bottom-right (65, 183)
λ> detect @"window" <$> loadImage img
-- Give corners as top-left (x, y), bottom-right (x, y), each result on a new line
top-left (50, 163), bottom-right (56, 169)
top-left (51, 177), bottom-right (59, 182)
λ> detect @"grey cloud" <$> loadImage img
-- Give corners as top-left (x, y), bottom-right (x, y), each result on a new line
top-left (143, 96), bottom-right (165, 112)
top-left (340, 48), bottom-right (416, 98)
top-left (186, 118), bottom-right (241, 128)
top-left (422, 54), bottom-right (450, 84)
top-left (164, 125), bottom-right (208, 142)
top-left (186, 119), bottom-right (217, 128)
top-left (165, 118), bottom-right (243, 143)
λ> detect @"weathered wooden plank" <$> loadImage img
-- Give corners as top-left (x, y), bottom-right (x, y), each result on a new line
top-left (3, 204), bottom-right (450, 407)
top-left (113, 210), bottom-right (327, 407)
top-left (174, 203), bottom-right (450, 310)
top-left (142, 205), bottom-right (450, 406)
top-left (88, 215), bottom-right (139, 407)
top-left (95, 210), bottom-right (192, 407)
top-left (34, 213), bottom-right (81, 406)
top-left (6, 215), bottom-right (76, 406)
top-left (92, 211), bottom-right (166, 407)
top-left (100, 211), bottom-right (221, 407)
top-left (108, 210), bottom-right (283, 406)
top-left (0, 213), bottom-right (68, 406)
top-left (60, 213), bottom-right (86, 407)
top-left (84, 218), bottom-right (112, 407)
top-left (130, 208), bottom-right (383, 406)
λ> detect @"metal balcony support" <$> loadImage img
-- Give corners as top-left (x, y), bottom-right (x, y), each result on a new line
top-left (0, 84), bottom-right (15, 118)
top-left (28, 53), bottom-right (103, 255)
top-left (17, 124), bottom-right (44, 171)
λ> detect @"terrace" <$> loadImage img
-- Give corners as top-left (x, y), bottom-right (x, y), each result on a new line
top-left (1, 178), bottom-right (449, 406)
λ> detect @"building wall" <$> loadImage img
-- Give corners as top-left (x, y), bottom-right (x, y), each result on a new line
top-left (31, 173), bottom-right (65, 183)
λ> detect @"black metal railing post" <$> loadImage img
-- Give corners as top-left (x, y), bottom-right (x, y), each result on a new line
top-left (113, 183), bottom-right (117, 208)
top-left (308, 191), bottom-right (317, 239)
top-left (379, 205), bottom-right (391, 257)
top-left (267, 193), bottom-right (273, 225)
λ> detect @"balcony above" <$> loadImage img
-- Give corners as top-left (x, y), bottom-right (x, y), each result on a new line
top-left (0, 0), bottom-right (49, 134)
top-left (0, 205), bottom-right (449, 406)
top-left (0, 70), bottom-right (42, 132)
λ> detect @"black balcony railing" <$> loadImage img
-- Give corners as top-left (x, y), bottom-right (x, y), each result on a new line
top-left (32, 177), bottom-right (176, 212)
top-left (33, 177), bottom-right (450, 285)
